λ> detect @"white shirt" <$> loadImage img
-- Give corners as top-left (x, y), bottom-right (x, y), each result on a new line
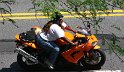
top-left (40, 24), bottom-right (65, 41)
top-left (62, 22), bottom-right (67, 28)
top-left (40, 32), bottom-right (48, 41)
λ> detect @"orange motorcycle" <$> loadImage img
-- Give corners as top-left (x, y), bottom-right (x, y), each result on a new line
top-left (15, 25), bottom-right (106, 70)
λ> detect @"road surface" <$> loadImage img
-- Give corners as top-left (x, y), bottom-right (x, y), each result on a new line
top-left (0, 0), bottom-right (124, 72)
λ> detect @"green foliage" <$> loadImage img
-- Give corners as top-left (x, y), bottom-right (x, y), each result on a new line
top-left (67, 0), bottom-right (83, 9)
top-left (109, 42), bottom-right (124, 55)
top-left (7, 18), bottom-right (16, 24)
top-left (30, 0), bottom-right (60, 18)
top-left (111, 25), bottom-right (122, 31)
top-left (101, 36), bottom-right (106, 45)
top-left (0, 7), bottom-right (11, 13)
top-left (7, 18), bottom-right (18, 28)
top-left (0, 0), bottom-right (16, 27)
top-left (111, 0), bottom-right (124, 9)
top-left (50, 12), bottom-right (63, 20)
top-left (0, 0), bottom-right (15, 3)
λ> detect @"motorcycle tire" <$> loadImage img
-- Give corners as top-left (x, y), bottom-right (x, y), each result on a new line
top-left (79, 49), bottom-right (106, 70)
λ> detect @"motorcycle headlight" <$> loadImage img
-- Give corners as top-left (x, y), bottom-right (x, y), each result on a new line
top-left (92, 41), bottom-right (97, 46)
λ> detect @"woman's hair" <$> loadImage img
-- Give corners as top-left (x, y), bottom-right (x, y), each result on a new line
top-left (43, 21), bottom-right (53, 30)
top-left (50, 12), bottom-right (63, 21)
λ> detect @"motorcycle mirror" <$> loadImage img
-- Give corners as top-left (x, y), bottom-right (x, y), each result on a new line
top-left (76, 25), bottom-right (82, 29)
top-left (76, 25), bottom-right (80, 28)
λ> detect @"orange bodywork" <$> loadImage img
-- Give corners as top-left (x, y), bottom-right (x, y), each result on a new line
top-left (15, 34), bottom-right (37, 49)
top-left (61, 44), bottom-right (85, 63)
top-left (54, 32), bottom-right (74, 46)
top-left (60, 33), bottom-right (99, 64)
top-left (32, 26), bottom-right (42, 35)
top-left (15, 26), bottom-right (100, 64)
top-left (87, 34), bottom-right (98, 42)
top-left (15, 26), bottom-right (42, 49)
top-left (55, 32), bottom-right (87, 63)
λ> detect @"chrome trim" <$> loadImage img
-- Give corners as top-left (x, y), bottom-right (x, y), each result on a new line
top-left (15, 47), bottom-right (38, 63)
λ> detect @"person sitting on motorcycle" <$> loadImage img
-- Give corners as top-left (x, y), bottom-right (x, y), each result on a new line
top-left (51, 12), bottom-right (91, 36)
top-left (50, 12), bottom-right (77, 33)
top-left (36, 20), bottom-right (77, 70)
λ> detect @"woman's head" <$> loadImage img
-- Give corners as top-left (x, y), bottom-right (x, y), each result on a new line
top-left (50, 12), bottom-right (63, 21)
top-left (43, 21), bottom-right (53, 31)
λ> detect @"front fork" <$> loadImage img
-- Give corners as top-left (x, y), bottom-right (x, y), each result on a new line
top-left (84, 45), bottom-right (100, 57)
top-left (81, 45), bottom-right (101, 61)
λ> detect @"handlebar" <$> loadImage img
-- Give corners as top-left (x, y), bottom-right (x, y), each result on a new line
top-left (76, 25), bottom-right (91, 35)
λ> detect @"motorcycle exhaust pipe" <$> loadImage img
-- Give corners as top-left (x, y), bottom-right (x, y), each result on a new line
top-left (15, 47), bottom-right (38, 64)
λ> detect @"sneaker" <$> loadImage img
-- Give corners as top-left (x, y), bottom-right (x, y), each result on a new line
top-left (44, 60), bottom-right (54, 70)
top-left (48, 65), bottom-right (54, 70)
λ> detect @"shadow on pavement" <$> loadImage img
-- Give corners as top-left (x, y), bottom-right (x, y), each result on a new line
top-left (0, 62), bottom-right (24, 72)
top-left (94, 34), bottom-right (124, 39)
top-left (0, 62), bottom-right (101, 72)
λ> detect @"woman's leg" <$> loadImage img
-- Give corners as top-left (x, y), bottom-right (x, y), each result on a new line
top-left (47, 41), bottom-right (60, 64)
top-left (36, 33), bottom-right (60, 64)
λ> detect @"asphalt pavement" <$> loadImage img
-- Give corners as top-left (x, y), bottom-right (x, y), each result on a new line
top-left (0, 0), bottom-right (124, 72)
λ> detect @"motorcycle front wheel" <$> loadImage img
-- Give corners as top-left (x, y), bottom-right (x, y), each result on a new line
top-left (79, 49), bottom-right (106, 70)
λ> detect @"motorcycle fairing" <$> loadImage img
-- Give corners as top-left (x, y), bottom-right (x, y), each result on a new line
top-left (75, 33), bottom-right (85, 38)
top-left (94, 45), bottom-right (100, 49)
top-left (87, 34), bottom-right (98, 42)
top-left (61, 44), bottom-right (85, 64)
top-left (61, 34), bottom-right (99, 64)
top-left (15, 26), bottom-right (42, 49)
top-left (15, 34), bottom-right (37, 49)
top-left (55, 32), bottom-right (86, 46)
top-left (54, 32), bottom-right (75, 46)
top-left (31, 26), bottom-right (42, 35)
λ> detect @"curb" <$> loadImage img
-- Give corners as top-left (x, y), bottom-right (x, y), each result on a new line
top-left (0, 39), bottom-right (15, 42)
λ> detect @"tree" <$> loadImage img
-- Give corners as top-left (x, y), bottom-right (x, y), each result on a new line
top-left (30, 0), bottom-right (124, 61)
top-left (0, 0), bottom-right (17, 27)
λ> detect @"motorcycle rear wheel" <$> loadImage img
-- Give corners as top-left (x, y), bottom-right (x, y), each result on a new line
top-left (79, 49), bottom-right (106, 70)
top-left (17, 47), bottom-right (41, 70)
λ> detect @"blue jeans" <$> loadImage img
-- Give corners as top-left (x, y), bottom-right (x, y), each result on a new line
top-left (36, 33), bottom-right (60, 64)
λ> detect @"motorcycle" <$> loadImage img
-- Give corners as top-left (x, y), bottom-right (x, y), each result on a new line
top-left (14, 25), bottom-right (106, 70)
